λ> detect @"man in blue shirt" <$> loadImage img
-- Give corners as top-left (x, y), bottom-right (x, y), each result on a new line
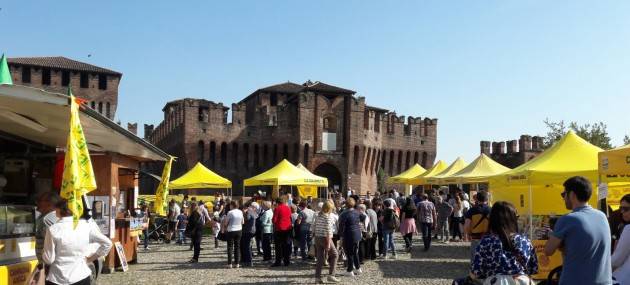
top-left (543, 176), bottom-right (612, 285)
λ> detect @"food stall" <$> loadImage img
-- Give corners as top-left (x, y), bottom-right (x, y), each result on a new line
top-left (0, 84), bottom-right (169, 283)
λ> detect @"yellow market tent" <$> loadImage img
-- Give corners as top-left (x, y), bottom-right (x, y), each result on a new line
top-left (296, 163), bottom-right (326, 198)
top-left (169, 162), bottom-right (232, 190)
top-left (244, 159), bottom-right (328, 198)
top-left (442, 153), bottom-right (511, 184)
top-left (599, 144), bottom-right (630, 180)
top-left (387, 164), bottom-right (427, 184)
top-left (598, 144), bottom-right (630, 210)
top-left (489, 131), bottom-right (601, 216)
top-left (426, 157), bottom-right (467, 185)
top-left (408, 160), bottom-right (448, 185)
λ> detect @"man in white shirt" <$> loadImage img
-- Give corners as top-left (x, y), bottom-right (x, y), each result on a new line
top-left (36, 192), bottom-right (60, 263)
top-left (167, 199), bottom-right (181, 242)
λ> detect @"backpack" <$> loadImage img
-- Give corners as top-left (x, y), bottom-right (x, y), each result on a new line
top-left (383, 209), bottom-right (399, 230)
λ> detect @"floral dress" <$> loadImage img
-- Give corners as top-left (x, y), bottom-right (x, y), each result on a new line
top-left (471, 233), bottom-right (538, 279)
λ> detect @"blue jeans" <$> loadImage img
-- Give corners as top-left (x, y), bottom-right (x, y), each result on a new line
top-left (240, 232), bottom-right (254, 265)
top-left (420, 222), bottom-right (433, 250)
top-left (177, 229), bottom-right (186, 244)
top-left (143, 228), bottom-right (149, 249)
top-left (299, 228), bottom-right (312, 259)
top-left (382, 229), bottom-right (396, 256)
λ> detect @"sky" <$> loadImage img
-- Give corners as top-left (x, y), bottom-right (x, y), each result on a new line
top-left (2, 1), bottom-right (630, 164)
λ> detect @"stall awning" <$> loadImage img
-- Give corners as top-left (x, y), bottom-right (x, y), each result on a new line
top-left (442, 154), bottom-right (510, 184)
top-left (0, 84), bottom-right (168, 161)
top-left (387, 164), bottom-right (426, 184)
top-left (244, 159), bottom-right (328, 187)
top-left (426, 157), bottom-right (467, 185)
top-left (408, 160), bottom-right (448, 185)
top-left (169, 162), bottom-right (232, 189)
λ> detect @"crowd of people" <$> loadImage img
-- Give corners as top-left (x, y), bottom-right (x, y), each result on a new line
top-left (138, 175), bottom-right (630, 285)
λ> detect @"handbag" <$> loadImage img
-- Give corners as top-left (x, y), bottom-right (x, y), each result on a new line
top-left (217, 231), bottom-right (227, 241)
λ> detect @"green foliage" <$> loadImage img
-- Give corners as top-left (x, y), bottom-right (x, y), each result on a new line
top-left (376, 167), bottom-right (387, 194)
top-left (543, 119), bottom-right (613, 150)
top-left (624, 135), bottom-right (630, 145)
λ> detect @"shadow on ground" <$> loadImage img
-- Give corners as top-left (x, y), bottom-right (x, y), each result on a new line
top-left (377, 259), bottom-right (468, 279)
top-left (409, 242), bottom-right (470, 260)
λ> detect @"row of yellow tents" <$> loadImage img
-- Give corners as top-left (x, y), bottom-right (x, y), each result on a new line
top-left (387, 131), bottom-right (630, 215)
top-left (165, 159), bottom-right (328, 198)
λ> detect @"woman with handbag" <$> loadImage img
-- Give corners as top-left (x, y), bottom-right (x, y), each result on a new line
top-left (453, 201), bottom-right (538, 285)
top-left (186, 202), bottom-right (204, 263)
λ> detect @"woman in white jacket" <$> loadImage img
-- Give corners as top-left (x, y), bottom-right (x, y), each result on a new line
top-left (43, 199), bottom-right (112, 285)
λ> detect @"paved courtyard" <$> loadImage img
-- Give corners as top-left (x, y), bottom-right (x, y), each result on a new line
top-left (99, 234), bottom-right (470, 285)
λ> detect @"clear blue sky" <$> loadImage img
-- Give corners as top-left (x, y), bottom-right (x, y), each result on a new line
top-left (3, 1), bottom-right (629, 163)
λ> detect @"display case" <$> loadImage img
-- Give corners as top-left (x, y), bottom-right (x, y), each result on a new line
top-left (0, 205), bottom-right (36, 238)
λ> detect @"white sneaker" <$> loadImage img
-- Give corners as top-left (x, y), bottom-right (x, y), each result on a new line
top-left (353, 268), bottom-right (363, 275)
top-left (327, 275), bottom-right (340, 283)
top-left (344, 271), bottom-right (355, 277)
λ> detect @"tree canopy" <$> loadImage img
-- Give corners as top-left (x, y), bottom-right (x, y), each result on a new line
top-left (543, 119), bottom-right (613, 150)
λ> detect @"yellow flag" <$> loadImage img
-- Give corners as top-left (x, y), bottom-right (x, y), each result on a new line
top-left (60, 91), bottom-right (97, 227)
top-left (154, 157), bottom-right (174, 216)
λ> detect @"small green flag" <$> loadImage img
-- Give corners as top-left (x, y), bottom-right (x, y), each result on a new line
top-left (0, 54), bottom-right (13, 85)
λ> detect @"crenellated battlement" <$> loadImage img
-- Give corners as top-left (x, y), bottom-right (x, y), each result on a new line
top-left (480, 134), bottom-right (544, 168)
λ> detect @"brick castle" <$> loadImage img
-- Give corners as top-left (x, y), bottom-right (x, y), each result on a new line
top-left (144, 81), bottom-right (438, 195)
top-left (480, 135), bottom-right (544, 168)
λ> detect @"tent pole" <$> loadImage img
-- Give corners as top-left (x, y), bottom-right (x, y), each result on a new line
top-left (528, 183), bottom-right (533, 240)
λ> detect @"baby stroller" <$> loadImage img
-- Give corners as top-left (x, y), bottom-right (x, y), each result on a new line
top-left (147, 217), bottom-right (168, 243)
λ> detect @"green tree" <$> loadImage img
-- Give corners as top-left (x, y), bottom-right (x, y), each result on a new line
top-left (376, 167), bottom-right (387, 194)
top-left (623, 135), bottom-right (630, 145)
top-left (543, 119), bottom-right (613, 150)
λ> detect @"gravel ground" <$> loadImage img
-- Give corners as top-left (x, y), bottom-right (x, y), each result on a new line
top-left (98, 234), bottom-right (470, 285)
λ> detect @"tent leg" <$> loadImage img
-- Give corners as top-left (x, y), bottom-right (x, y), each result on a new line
top-left (528, 183), bottom-right (533, 239)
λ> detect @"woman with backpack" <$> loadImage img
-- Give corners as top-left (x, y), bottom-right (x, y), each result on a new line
top-left (380, 199), bottom-right (398, 259)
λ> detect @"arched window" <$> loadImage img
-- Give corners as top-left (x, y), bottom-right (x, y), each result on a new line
top-left (106, 102), bottom-right (111, 118)
top-left (405, 150), bottom-right (411, 170)
top-left (389, 150), bottom-right (395, 176)
top-left (422, 152), bottom-right (428, 168)
top-left (380, 151), bottom-right (386, 170)
top-left (243, 143), bottom-right (250, 170)
top-left (303, 144), bottom-right (310, 167)
top-left (209, 141), bottom-right (216, 168)
top-left (282, 143), bottom-right (289, 160)
top-left (273, 144), bottom-right (278, 163)
top-left (292, 142), bottom-right (299, 164)
top-left (353, 145), bottom-right (360, 173)
top-left (98, 102), bottom-right (103, 114)
top-left (197, 141), bottom-right (205, 162)
top-left (263, 144), bottom-right (269, 167)
top-left (220, 142), bottom-right (227, 168)
top-left (364, 148), bottom-right (372, 173)
top-left (397, 150), bottom-right (403, 174)
top-left (413, 151), bottom-right (419, 165)
top-left (253, 144), bottom-right (260, 170)
top-left (232, 142), bottom-right (239, 170)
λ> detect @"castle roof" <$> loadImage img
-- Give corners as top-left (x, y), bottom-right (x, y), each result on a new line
top-left (240, 80), bottom-right (355, 104)
top-left (8, 56), bottom-right (122, 77)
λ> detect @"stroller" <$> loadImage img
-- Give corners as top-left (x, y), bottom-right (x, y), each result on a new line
top-left (146, 217), bottom-right (168, 243)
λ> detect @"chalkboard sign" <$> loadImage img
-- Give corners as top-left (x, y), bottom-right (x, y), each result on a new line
top-left (114, 241), bottom-right (129, 272)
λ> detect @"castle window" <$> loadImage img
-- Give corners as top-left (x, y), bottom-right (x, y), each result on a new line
top-left (80, 73), bottom-right (89, 88)
top-left (197, 141), bottom-right (205, 162)
top-left (41, 68), bottom-right (51, 85)
top-left (90, 101), bottom-right (95, 109)
top-left (282, 143), bottom-right (289, 160)
top-left (421, 152), bottom-right (428, 168)
top-left (322, 116), bottom-right (337, 151)
top-left (253, 144), bottom-right (260, 170)
top-left (98, 74), bottom-right (107, 90)
top-left (272, 144), bottom-right (278, 163)
top-left (388, 150), bottom-right (395, 176)
top-left (61, 71), bottom-right (70, 86)
top-left (21, 67), bottom-right (31, 83)
top-left (198, 107), bottom-right (209, 122)
top-left (397, 150), bottom-right (403, 174)
top-left (374, 113), bottom-right (380, 132)
top-left (243, 143), bottom-right (250, 170)
top-left (233, 143), bottom-right (239, 170)
top-left (413, 152), bottom-right (419, 165)
top-left (303, 144), bottom-right (310, 167)
top-left (220, 142), bottom-right (227, 168)
top-left (105, 102), bottom-right (111, 118)
top-left (270, 94), bottom-right (278, 106)
top-left (98, 102), bottom-right (103, 114)
top-left (210, 141), bottom-right (216, 168)
top-left (263, 144), bottom-right (269, 167)
top-left (405, 151), bottom-right (411, 170)
top-left (292, 143), bottom-right (299, 164)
